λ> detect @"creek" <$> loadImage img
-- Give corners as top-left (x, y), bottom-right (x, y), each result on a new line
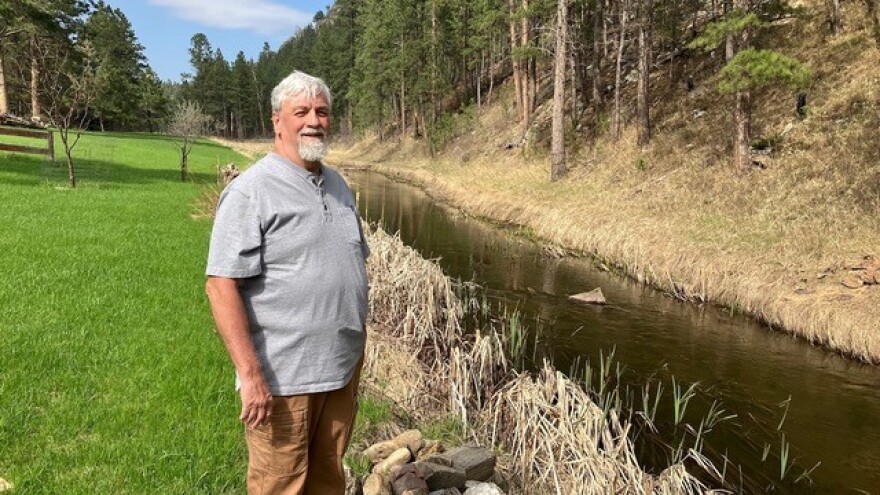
top-left (348, 170), bottom-right (880, 494)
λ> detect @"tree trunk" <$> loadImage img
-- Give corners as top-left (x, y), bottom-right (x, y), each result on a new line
top-left (400, 77), bottom-right (407, 138)
top-left (431, 0), bottom-right (439, 146)
top-left (734, 89), bottom-right (751, 174)
top-left (865, 0), bottom-right (880, 45)
top-left (181, 148), bottom-right (188, 182)
top-left (30, 37), bottom-right (42, 122)
top-left (509, 0), bottom-right (522, 114)
top-left (732, 0), bottom-right (751, 174)
top-left (0, 49), bottom-right (8, 115)
top-left (827, 0), bottom-right (842, 35)
top-left (551, 0), bottom-right (568, 181)
top-left (521, 0), bottom-right (532, 124)
top-left (59, 128), bottom-right (76, 188)
top-left (592, 0), bottom-right (603, 108)
top-left (612, 0), bottom-right (628, 141)
top-left (636, 0), bottom-right (652, 146)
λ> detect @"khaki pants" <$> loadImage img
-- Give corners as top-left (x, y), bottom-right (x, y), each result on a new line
top-left (245, 368), bottom-right (360, 495)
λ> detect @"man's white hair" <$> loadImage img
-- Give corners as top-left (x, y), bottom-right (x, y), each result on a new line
top-left (271, 71), bottom-right (333, 112)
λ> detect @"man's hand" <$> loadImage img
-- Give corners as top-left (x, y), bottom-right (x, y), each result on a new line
top-left (239, 371), bottom-right (273, 429)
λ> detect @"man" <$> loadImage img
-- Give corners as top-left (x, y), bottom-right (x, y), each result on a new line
top-left (205, 70), bottom-right (369, 495)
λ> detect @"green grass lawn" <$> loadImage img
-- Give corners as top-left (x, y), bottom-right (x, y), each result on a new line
top-left (0, 131), bottom-right (252, 494)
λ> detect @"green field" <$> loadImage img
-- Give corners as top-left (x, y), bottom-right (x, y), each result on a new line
top-left (0, 132), bottom-right (254, 493)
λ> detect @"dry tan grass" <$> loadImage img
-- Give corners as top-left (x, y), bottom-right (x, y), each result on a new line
top-left (362, 225), bottom-right (716, 494)
top-left (333, 4), bottom-right (880, 364)
top-left (209, 137), bottom-right (272, 160)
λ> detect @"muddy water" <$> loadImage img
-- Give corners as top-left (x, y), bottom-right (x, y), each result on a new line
top-left (347, 170), bottom-right (879, 494)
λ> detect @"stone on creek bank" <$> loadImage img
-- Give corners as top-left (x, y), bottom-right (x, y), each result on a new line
top-left (462, 482), bottom-right (505, 495)
top-left (358, 431), bottom-right (506, 495)
top-left (568, 287), bottom-right (607, 305)
top-left (364, 472), bottom-right (392, 495)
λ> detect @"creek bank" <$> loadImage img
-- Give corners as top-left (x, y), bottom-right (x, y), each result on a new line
top-left (331, 149), bottom-right (880, 365)
top-left (359, 224), bottom-right (715, 494)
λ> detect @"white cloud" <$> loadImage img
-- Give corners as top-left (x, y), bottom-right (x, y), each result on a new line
top-left (149, 0), bottom-right (312, 36)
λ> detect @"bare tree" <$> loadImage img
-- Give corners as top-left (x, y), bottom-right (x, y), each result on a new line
top-left (551, 0), bottom-right (568, 181)
top-left (168, 100), bottom-right (211, 181)
top-left (39, 40), bottom-right (97, 189)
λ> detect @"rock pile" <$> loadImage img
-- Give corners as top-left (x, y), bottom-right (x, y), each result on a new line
top-left (840, 256), bottom-right (880, 289)
top-left (351, 429), bottom-right (508, 495)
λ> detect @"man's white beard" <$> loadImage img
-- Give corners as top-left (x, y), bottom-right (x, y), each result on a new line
top-left (299, 136), bottom-right (327, 162)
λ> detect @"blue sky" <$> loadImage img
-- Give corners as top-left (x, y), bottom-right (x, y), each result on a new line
top-left (106, 0), bottom-right (331, 82)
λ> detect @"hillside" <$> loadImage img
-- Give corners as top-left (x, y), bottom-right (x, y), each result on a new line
top-left (332, 0), bottom-right (880, 363)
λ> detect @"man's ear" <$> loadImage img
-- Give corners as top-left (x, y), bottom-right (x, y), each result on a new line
top-left (271, 112), bottom-right (281, 136)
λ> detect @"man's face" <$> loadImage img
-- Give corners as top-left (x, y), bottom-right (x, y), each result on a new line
top-left (272, 92), bottom-right (331, 170)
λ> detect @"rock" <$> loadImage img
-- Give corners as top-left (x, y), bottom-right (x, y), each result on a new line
top-left (568, 288), bottom-right (607, 305)
top-left (842, 275), bottom-right (864, 289)
top-left (374, 448), bottom-right (413, 475)
top-left (446, 446), bottom-right (496, 482)
top-left (345, 464), bottom-right (361, 495)
top-left (364, 473), bottom-right (391, 495)
top-left (416, 462), bottom-right (467, 490)
top-left (365, 440), bottom-right (401, 464)
top-left (417, 439), bottom-right (445, 460)
top-left (0, 478), bottom-right (13, 493)
top-left (490, 470), bottom-right (508, 492)
top-left (429, 489), bottom-right (462, 495)
top-left (462, 482), bottom-right (504, 495)
top-left (393, 429), bottom-right (425, 455)
top-left (392, 472), bottom-right (428, 495)
top-left (421, 452), bottom-right (452, 467)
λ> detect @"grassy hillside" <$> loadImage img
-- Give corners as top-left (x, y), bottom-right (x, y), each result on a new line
top-left (333, 1), bottom-right (880, 363)
top-left (0, 132), bottom-right (251, 493)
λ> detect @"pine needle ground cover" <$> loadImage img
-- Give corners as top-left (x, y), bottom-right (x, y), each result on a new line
top-left (0, 132), bottom-right (251, 493)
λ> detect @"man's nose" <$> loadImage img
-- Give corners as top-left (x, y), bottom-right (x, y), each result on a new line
top-left (305, 111), bottom-right (321, 126)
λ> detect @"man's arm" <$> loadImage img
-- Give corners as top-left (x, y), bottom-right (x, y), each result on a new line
top-left (205, 276), bottom-right (272, 429)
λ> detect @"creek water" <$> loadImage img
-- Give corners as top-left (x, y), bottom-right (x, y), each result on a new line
top-left (347, 170), bottom-right (879, 494)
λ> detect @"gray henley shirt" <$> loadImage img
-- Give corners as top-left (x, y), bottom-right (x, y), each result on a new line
top-left (206, 152), bottom-right (369, 395)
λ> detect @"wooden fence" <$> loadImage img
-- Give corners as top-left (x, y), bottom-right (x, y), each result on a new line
top-left (0, 126), bottom-right (54, 161)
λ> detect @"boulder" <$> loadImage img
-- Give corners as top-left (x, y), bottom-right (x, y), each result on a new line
top-left (416, 462), bottom-right (466, 490)
top-left (842, 275), bottom-right (864, 289)
top-left (374, 448), bottom-right (413, 475)
top-left (392, 471), bottom-right (428, 495)
top-left (393, 429), bottom-right (425, 455)
top-left (462, 482), bottom-right (504, 495)
top-left (365, 440), bottom-right (401, 464)
top-left (429, 490), bottom-right (462, 495)
top-left (364, 473), bottom-right (391, 495)
top-left (446, 446), bottom-right (496, 482)
top-left (568, 288), bottom-right (607, 305)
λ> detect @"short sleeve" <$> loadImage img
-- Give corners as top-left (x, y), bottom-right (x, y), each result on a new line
top-left (206, 187), bottom-right (263, 278)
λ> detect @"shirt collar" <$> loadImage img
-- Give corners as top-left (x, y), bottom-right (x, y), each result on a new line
top-left (269, 152), bottom-right (324, 185)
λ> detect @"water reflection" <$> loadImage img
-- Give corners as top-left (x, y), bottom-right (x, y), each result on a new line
top-left (349, 170), bottom-right (880, 494)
